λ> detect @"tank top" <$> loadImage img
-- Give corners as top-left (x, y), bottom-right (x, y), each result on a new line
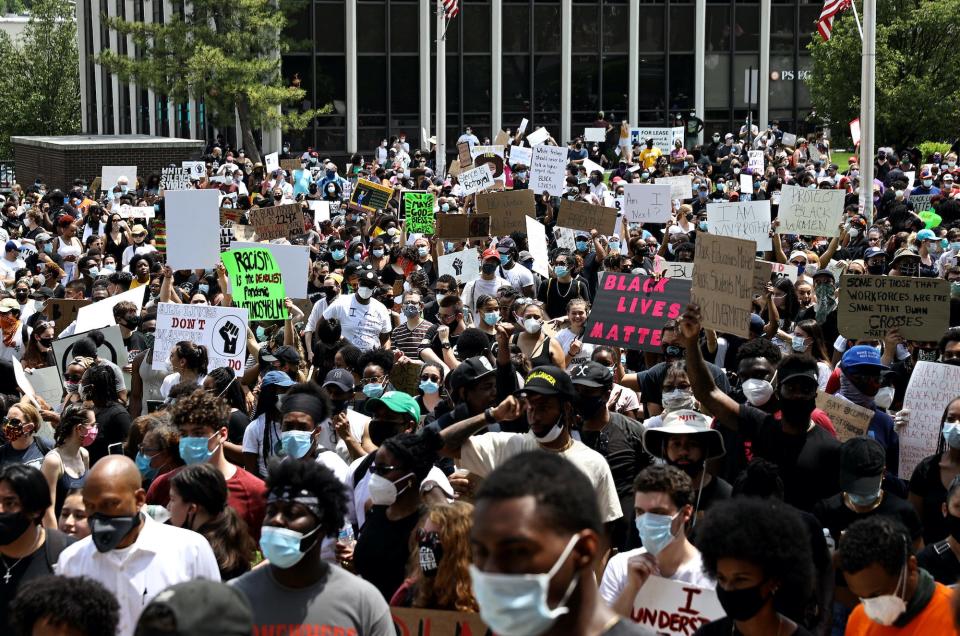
top-left (138, 350), bottom-right (168, 415)
top-left (51, 449), bottom-right (87, 518)
top-left (512, 333), bottom-right (555, 368)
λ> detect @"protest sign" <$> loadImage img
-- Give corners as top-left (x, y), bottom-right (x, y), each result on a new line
top-left (117, 204), bottom-right (155, 220)
top-left (816, 392), bottom-right (873, 443)
top-left (630, 576), bottom-right (724, 635)
top-left (403, 191), bottom-right (437, 235)
top-left (526, 215), bottom-right (550, 277)
top-left (909, 193), bottom-right (934, 212)
top-left (232, 224), bottom-right (257, 242)
top-left (165, 189), bottom-right (221, 270)
top-left (781, 132), bottom-right (798, 147)
top-left (391, 608), bottom-right (490, 636)
top-left (153, 303), bottom-right (249, 375)
top-left (435, 214), bottom-right (490, 239)
top-left (748, 150), bottom-right (764, 173)
top-left (220, 226), bottom-right (234, 252)
top-left (554, 226), bottom-right (577, 250)
top-left (459, 164), bottom-right (495, 196)
top-left (101, 166), bottom-right (136, 192)
top-left (691, 233), bottom-right (756, 338)
top-left (181, 161), bottom-right (205, 180)
top-left (457, 142), bottom-right (472, 169)
top-left (739, 173), bottom-right (753, 196)
top-left (438, 248), bottom-right (480, 284)
top-left (583, 273), bottom-right (691, 352)
top-left (308, 200), bottom-right (330, 225)
top-left (44, 298), bottom-right (91, 335)
top-left (389, 359), bottom-right (424, 396)
top-left (248, 204), bottom-right (304, 242)
top-left (470, 145), bottom-right (506, 161)
top-left (622, 184), bottom-right (672, 223)
top-left (582, 157), bottom-right (604, 177)
top-left (493, 129), bottom-right (510, 146)
top-left (557, 199), bottom-right (618, 235)
top-left (526, 127), bottom-right (550, 146)
top-left (528, 145), bottom-right (568, 196)
top-left (584, 127), bottom-right (606, 142)
top-left (838, 275), bottom-right (950, 341)
top-left (52, 326), bottom-right (128, 381)
top-left (508, 144), bottom-right (532, 167)
top-left (231, 241), bottom-right (310, 299)
top-left (707, 200), bottom-right (772, 251)
top-left (219, 208), bottom-right (240, 224)
top-left (629, 127), bottom-right (684, 153)
top-left (264, 152), bottom-right (279, 173)
top-left (280, 158), bottom-right (302, 173)
top-left (753, 260), bottom-right (799, 297)
top-left (656, 175), bottom-right (693, 201)
top-left (849, 118), bottom-right (861, 146)
top-left (655, 259), bottom-right (694, 280)
top-left (221, 248), bottom-right (288, 321)
top-left (350, 178), bottom-right (394, 213)
top-left (904, 171), bottom-right (916, 188)
top-left (160, 166), bottom-right (190, 191)
top-left (75, 286), bottom-right (145, 333)
top-left (476, 189), bottom-right (536, 235)
top-left (517, 117), bottom-right (529, 135)
top-left (447, 158), bottom-right (461, 177)
top-left (23, 366), bottom-right (63, 409)
top-left (900, 361), bottom-right (960, 478)
top-left (776, 185), bottom-right (846, 237)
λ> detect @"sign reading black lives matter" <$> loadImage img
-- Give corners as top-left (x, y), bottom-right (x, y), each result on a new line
top-left (583, 273), bottom-right (692, 352)
top-left (160, 166), bottom-right (191, 191)
top-left (153, 303), bottom-right (249, 375)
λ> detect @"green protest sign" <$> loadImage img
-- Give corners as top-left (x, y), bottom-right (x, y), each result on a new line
top-left (404, 191), bottom-right (436, 235)
top-left (221, 248), bottom-right (288, 321)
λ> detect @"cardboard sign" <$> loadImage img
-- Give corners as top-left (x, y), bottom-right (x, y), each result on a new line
top-left (900, 361), bottom-right (960, 479)
top-left (816, 392), bottom-right (873, 443)
top-left (849, 118), bottom-right (861, 146)
top-left (707, 200), bottom-right (772, 251)
top-left (280, 158), bottom-right (302, 173)
top-left (101, 166), bottom-right (136, 191)
top-left (51, 325), bottom-right (129, 382)
top-left (248, 204), bottom-right (304, 242)
top-left (584, 127), bottom-right (606, 142)
top-left (181, 161), bottom-right (205, 180)
top-left (230, 241), bottom-right (310, 299)
top-left (629, 127), bottom-right (684, 153)
top-left (691, 233), bottom-right (756, 338)
top-left (752, 260), bottom-right (799, 297)
top-left (838, 275), bottom-right (950, 341)
top-left (264, 152), bottom-right (280, 173)
top-left (476, 189), bottom-right (536, 235)
top-left (221, 248), bottom-right (288, 321)
top-left (160, 166), bottom-right (190, 191)
top-left (529, 144), bottom-right (568, 196)
top-left (781, 132), bottom-right (798, 147)
top-left (558, 199), bottom-right (618, 235)
top-left (435, 214), bottom-right (490, 240)
top-left (350, 178), bottom-right (394, 213)
top-left (391, 608), bottom-right (490, 636)
top-left (656, 175), bottom-right (693, 201)
top-left (509, 145), bottom-right (532, 167)
top-left (403, 191), bottom-right (437, 235)
top-left (75, 286), bottom-right (145, 333)
top-left (459, 164), bottom-right (496, 196)
top-left (583, 273), bottom-right (691, 352)
top-left (153, 303), bottom-right (249, 375)
top-left (44, 298), bottom-right (91, 335)
top-left (630, 576), bottom-right (724, 635)
top-left (526, 127), bottom-right (550, 146)
top-left (748, 150), bottom-right (765, 173)
top-left (493, 129), bottom-right (510, 146)
top-left (622, 184), bottom-right (672, 223)
top-left (438, 247), bottom-right (481, 284)
top-left (525, 215), bottom-right (550, 278)
top-left (219, 207), bottom-right (241, 224)
top-left (389, 359), bottom-right (424, 396)
top-left (776, 185), bottom-right (846, 237)
top-left (165, 189), bottom-right (221, 270)
top-left (457, 141), bottom-right (472, 169)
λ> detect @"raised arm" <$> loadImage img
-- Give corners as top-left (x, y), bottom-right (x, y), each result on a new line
top-left (678, 304), bottom-right (742, 430)
top-left (439, 396), bottom-right (521, 454)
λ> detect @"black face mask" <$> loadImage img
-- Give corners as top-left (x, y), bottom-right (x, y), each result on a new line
top-left (867, 264), bottom-right (886, 275)
top-left (778, 396), bottom-right (817, 423)
top-left (947, 513), bottom-right (960, 542)
top-left (418, 531), bottom-right (443, 578)
top-left (38, 338), bottom-right (53, 348)
top-left (330, 399), bottom-right (349, 414)
top-left (14, 291), bottom-right (27, 301)
top-left (663, 344), bottom-right (685, 361)
top-left (89, 512), bottom-right (142, 553)
top-left (716, 583), bottom-right (769, 621)
top-left (0, 511), bottom-right (31, 545)
top-left (124, 315), bottom-right (140, 328)
top-left (575, 395), bottom-right (607, 421)
top-left (481, 263), bottom-right (498, 275)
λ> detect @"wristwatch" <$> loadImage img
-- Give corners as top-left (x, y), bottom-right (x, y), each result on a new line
top-left (441, 342), bottom-right (452, 349)
top-left (484, 407), bottom-right (496, 423)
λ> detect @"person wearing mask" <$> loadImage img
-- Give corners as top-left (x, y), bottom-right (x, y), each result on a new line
top-left (590, 347), bottom-right (642, 419)
top-left (497, 238), bottom-right (536, 297)
top-left (693, 497), bottom-right (815, 636)
top-left (839, 516), bottom-right (954, 634)
top-left (915, 228), bottom-right (942, 278)
top-left (0, 401), bottom-right (53, 470)
top-left (390, 291), bottom-right (437, 362)
top-left (134, 423), bottom-right (181, 488)
top-left (910, 169), bottom-right (941, 197)
top-left (121, 224), bottom-right (156, 269)
top-left (431, 294), bottom-right (467, 368)
top-left (18, 320), bottom-right (53, 372)
top-left (513, 302), bottom-right (565, 369)
top-left (916, 474), bottom-right (960, 584)
top-left (167, 464), bottom-right (257, 581)
top-left (58, 488), bottom-right (90, 540)
top-left (415, 363), bottom-right (448, 421)
top-left (80, 364), bottom-right (132, 464)
top-left (791, 319), bottom-right (833, 388)
top-left (39, 404), bottom-right (93, 529)
top-left (889, 247), bottom-right (921, 278)
top-left (55, 455), bottom-right (219, 636)
top-left (241, 370), bottom-right (295, 479)
top-left (202, 367), bottom-right (249, 464)
top-left (0, 464), bottom-right (75, 631)
top-left (835, 346), bottom-right (900, 474)
top-left (601, 466), bottom-right (714, 618)
top-left (462, 249), bottom-right (511, 322)
top-left (317, 270), bottom-right (391, 352)
top-left (539, 251), bottom-right (591, 319)
top-left (0, 299), bottom-right (25, 363)
top-left (229, 457), bottom-right (394, 636)
top-left (794, 269), bottom-right (840, 356)
top-left (470, 451), bottom-right (654, 636)
top-left (908, 396), bottom-right (960, 545)
top-left (320, 369), bottom-right (372, 463)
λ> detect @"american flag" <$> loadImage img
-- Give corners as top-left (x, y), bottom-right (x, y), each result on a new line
top-left (442, 0), bottom-right (459, 19)
top-left (818, 0), bottom-right (852, 41)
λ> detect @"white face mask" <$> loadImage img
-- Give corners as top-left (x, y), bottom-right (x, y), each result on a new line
top-left (356, 286), bottom-right (374, 300)
top-left (741, 378), bottom-right (774, 407)
top-left (661, 389), bottom-right (695, 412)
top-left (367, 471), bottom-right (414, 506)
top-left (874, 386), bottom-right (895, 410)
top-left (469, 535), bottom-right (581, 636)
top-left (523, 318), bottom-right (543, 334)
top-left (860, 563), bottom-right (908, 626)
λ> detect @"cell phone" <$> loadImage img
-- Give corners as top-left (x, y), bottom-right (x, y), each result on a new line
top-left (108, 442), bottom-right (124, 455)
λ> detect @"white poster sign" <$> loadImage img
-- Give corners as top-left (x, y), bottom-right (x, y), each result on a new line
top-left (582, 158), bottom-right (605, 177)
top-left (654, 258), bottom-right (694, 280)
top-left (655, 175), bottom-right (693, 201)
top-left (739, 173), bottom-right (753, 195)
top-left (629, 127), bottom-right (684, 153)
top-left (525, 215), bottom-right (550, 278)
top-left (526, 127), bottom-right (550, 146)
top-left (264, 152), bottom-right (280, 173)
top-left (631, 576), bottom-right (725, 635)
top-left (101, 166), bottom-right (137, 192)
top-left (529, 145), bottom-right (569, 196)
top-left (23, 366), bottom-right (63, 408)
top-left (707, 200), bottom-right (772, 251)
top-left (470, 145), bottom-right (506, 161)
top-left (584, 127), bottom-right (606, 142)
top-left (165, 189), bottom-right (221, 270)
top-left (748, 150), bottom-right (765, 173)
top-left (153, 303), bottom-right (249, 375)
top-left (231, 241), bottom-right (310, 299)
top-left (308, 200), bottom-right (331, 224)
top-left (508, 145), bottom-right (532, 167)
top-left (75, 286), bottom-right (145, 333)
top-left (182, 161), bottom-right (206, 180)
top-left (51, 325), bottom-right (129, 381)
top-left (116, 204), bottom-right (155, 220)
top-left (622, 184), bottom-right (672, 223)
top-left (554, 227), bottom-right (577, 251)
top-left (517, 118), bottom-right (529, 136)
top-left (438, 248), bottom-right (480, 285)
top-left (459, 164), bottom-right (496, 196)
top-left (781, 132), bottom-right (798, 147)
top-left (900, 361), bottom-right (960, 479)
top-left (776, 184), bottom-right (846, 237)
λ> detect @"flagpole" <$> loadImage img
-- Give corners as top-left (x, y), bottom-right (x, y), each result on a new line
top-left (436, 2), bottom-right (447, 180)
top-left (859, 0), bottom-right (875, 224)
top-left (850, 0), bottom-right (864, 41)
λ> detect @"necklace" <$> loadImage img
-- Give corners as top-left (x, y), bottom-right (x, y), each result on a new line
top-left (555, 278), bottom-right (575, 299)
top-left (1, 555), bottom-right (24, 584)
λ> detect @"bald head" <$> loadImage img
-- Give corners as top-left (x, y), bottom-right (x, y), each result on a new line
top-left (86, 455), bottom-right (142, 492)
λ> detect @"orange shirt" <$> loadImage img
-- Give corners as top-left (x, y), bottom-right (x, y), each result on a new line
top-left (844, 581), bottom-right (954, 635)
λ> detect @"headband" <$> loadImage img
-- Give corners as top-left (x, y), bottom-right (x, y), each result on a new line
top-left (281, 393), bottom-right (327, 425)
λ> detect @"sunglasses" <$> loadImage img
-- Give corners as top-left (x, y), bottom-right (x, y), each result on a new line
top-left (369, 463), bottom-right (400, 476)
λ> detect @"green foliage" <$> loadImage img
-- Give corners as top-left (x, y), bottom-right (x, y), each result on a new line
top-left (0, 0), bottom-right (28, 15)
top-left (0, 0), bottom-right (80, 157)
top-left (98, 0), bottom-right (326, 161)
top-left (807, 0), bottom-right (960, 148)
top-left (918, 142), bottom-right (952, 160)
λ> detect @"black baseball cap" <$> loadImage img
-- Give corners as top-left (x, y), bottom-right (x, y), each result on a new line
top-left (776, 356), bottom-right (819, 387)
top-left (518, 365), bottom-right (577, 400)
top-left (136, 580), bottom-right (252, 636)
top-left (262, 345), bottom-right (300, 365)
top-left (569, 362), bottom-right (614, 388)
top-left (449, 356), bottom-right (496, 393)
top-left (839, 437), bottom-right (885, 496)
top-left (358, 270), bottom-right (380, 287)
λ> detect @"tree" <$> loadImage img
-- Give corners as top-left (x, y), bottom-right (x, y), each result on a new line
top-left (807, 0), bottom-right (960, 148)
top-left (0, 0), bottom-right (81, 158)
top-left (98, 0), bottom-right (325, 162)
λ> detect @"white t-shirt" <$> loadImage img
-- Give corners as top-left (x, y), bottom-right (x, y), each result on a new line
top-left (462, 276), bottom-right (511, 316)
top-left (0, 255), bottom-right (25, 281)
top-left (460, 432), bottom-right (623, 523)
top-left (499, 264), bottom-right (535, 295)
top-left (242, 413), bottom-right (281, 478)
top-left (322, 295), bottom-right (392, 352)
top-left (599, 547), bottom-right (715, 606)
top-left (555, 328), bottom-right (596, 371)
top-left (159, 372), bottom-right (204, 399)
top-left (314, 450), bottom-right (353, 563)
top-left (305, 296), bottom-right (330, 333)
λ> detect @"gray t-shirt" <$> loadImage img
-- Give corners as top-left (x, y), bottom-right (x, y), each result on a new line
top-left (229, 561), bottom-right (394, 636)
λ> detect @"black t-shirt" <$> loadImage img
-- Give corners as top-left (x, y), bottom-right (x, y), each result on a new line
top-left (917, 541), bottom-right (960, 586)
top-left (813, 491), bottom-right (922, 545)
top-left (577, 412), bottom-right (652, 500)
top-left (909, 454), bottom-right (950, 545)
top-left (124, 331), bottom-right (148, 359)
top-left (538, 276), bottom-right (591, 320)
top-left (227, 409), bottom-right (251, 445)
top-left (0, 437), bottom-right (53, 470)
top-left (0, 528), bottom-right (74, 632)
top-left (736, 404), bottom-right (842, 512)
top-left (353, 504), bottom-right (421, 601)
top-left (88, 402), bottom-right (133, 464)
top-left (690, 474), bottom-right (733, 530)
top-left (694, 617), bottom-right (813, 636)
top-left (638, 361), bottom-right (731, 412)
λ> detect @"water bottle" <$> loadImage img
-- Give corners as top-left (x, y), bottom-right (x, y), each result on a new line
top-left (823, 528), bottom-right (835, 551)
top-left (337, 524), bottom-right (355, 548)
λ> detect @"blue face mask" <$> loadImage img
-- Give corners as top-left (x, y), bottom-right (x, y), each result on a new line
top-left (847, 489), bottom-right (880, 507)
top-left (944, 422), bottom-right (960, 449)
top-left (418, 247), bottom-right (429, 258)
top-left (499, 254), bottom-right (510, 265)
top-left (575, 241), bottom-right (588, 252)
top-left (698, 221), bottom-right (708, 231)
top-left (255, 326), bottom-right (266, 341)
top-left (362, 383), bottom-right (384, 398)
top-left (280, 430), bottom-right (314, 459)
top-left (43, 243), bottom-right (52, 254)
top-left (197, 283), bottom-right (209, 295)
top-left (441, 203), bottom-right (450, 212)
top-left (444, 242), bottom-right (455, 252)
top-left (609, 241), bottom-right (620, 252)
top-left (420, 379), bottom-right (440, 394)
top-left (135, 451), bottom-right (158, 480)
top-left (483, 312), bottom-right (500, 326)
top-left (554, 266), bottom-right (569, 278)
top-left (635, 511), bottom-right (679, 556)
top-left (924, 179), bottom-right (933, 187)
top-left (259, 524), bottom-right (321, 569)
top-left (698, 191), bottom-right (707, 199)
top-left (331, 249), bottom-right (346, 260)
top-left (372, 248), bottom-right (384, 258)
top-left (178, 433), bottom-right (218, 465)
top-left (351, 252), bottom-right (362, 261)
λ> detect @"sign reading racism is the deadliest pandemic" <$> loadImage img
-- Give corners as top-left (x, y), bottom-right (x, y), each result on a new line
top-left (583, 273), bottom-right (691, 352)
top-left (221, 248), bottom-right (288, 321)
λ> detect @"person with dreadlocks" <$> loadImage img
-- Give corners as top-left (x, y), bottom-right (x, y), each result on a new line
top-left (80, 364), bottom-right (132, 464)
